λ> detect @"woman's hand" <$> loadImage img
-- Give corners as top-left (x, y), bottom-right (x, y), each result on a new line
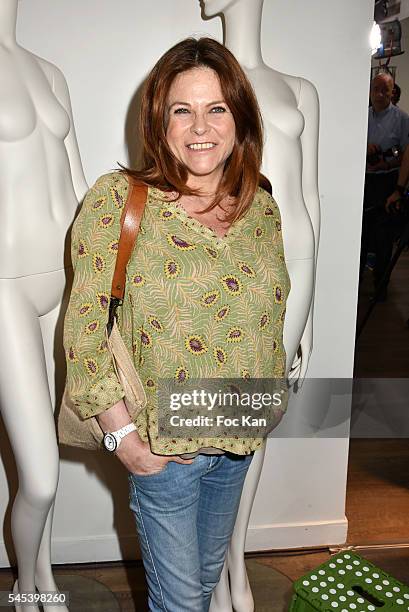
top-left (114, 433), bottom-right (193, 476)
top-left (96, 399), bottom-right (193, 476)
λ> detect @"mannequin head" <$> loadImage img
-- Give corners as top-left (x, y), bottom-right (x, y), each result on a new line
top-left (201, 0), bottom-right (250, 18)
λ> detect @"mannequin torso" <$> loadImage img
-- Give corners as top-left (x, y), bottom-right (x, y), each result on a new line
top-left (248, 68), bottom-right (315, 258)
top-left (243, 65), bottom-right (319, 370)
top-left (0, 46), bottom-right (81, 277)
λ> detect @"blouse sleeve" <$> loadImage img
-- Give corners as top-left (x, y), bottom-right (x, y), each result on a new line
top-left (265, 190), bottom-right (287, 259)
top-left (260, 189), bottom-right (291, 383)
top-left (63, 172), bottom-right (130, 419)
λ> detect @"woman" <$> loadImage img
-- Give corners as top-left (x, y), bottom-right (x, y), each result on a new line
top-left (64, 37), bottom-right (290, 612)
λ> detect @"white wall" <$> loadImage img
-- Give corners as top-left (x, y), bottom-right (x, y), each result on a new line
top-left (0, 0), bottom-right (373, 565)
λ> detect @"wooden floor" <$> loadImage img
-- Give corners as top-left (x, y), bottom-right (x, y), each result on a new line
top-left (1, 253), bottom-right (408, 609)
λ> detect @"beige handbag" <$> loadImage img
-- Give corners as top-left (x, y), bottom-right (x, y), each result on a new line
top-left (58, 179), bottom-right (148, 450)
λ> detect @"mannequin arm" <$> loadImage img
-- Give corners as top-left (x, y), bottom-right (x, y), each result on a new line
top-left (288, 309), bottom-right (312, 383)
top-left (52, 65), bottom-right (88, 202)
top-left (289, 78), bottom-right (320, 383)
top-left (299, 77), bottom-right (320, 260)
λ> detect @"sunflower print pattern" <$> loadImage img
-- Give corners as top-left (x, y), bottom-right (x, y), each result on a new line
top-left (63, 172), bottom-right (291, 455)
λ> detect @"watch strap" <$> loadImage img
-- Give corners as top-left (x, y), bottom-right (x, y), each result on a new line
top-left (112, 423), bottom-right (137, 441)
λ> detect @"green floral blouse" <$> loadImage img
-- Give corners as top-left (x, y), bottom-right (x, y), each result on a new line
top-left (64, 172), bottom-right (290, 455)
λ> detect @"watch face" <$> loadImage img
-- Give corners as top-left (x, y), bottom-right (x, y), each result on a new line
top-left (103, 433), bottom-right (117, 452)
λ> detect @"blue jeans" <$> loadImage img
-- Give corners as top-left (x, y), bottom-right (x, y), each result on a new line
top-left (128, 452), bottom-right (253, 612)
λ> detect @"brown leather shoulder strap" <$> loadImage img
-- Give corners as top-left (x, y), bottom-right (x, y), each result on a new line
top-left (111, 177), bottom-right (148, 301)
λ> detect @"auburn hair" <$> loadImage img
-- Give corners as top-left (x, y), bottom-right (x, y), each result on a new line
top-left (123, 37), bottom-right (269, 221)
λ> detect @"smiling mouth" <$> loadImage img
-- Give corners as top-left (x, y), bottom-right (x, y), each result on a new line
top-left (187, 143), bottom-right (216, 150)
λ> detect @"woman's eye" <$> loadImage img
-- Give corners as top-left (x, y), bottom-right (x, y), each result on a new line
top-left (174, 107), bottom-right (190, 114)
top-left (210, 106), bottom-right (227, 113)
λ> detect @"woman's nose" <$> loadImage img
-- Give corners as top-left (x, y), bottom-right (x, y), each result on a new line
top-left (191, 113), bottom-right (208, 135)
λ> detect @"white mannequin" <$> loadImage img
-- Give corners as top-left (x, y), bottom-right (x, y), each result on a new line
top-left (0, 2), bottom-right (88, 610)
top-left (201, 1), bottom-right (320, 611)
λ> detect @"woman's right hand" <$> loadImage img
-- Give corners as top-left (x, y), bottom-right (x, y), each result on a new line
top-left (115, 432), bottom-right (193, 476)
top-left (96, 399), bottom-right (193, 476)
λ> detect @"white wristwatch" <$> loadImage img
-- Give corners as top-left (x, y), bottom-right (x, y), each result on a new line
top-left (103, 423), bottom-right (137, 452)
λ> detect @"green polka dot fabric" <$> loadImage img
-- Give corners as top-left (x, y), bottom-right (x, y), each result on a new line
top-left (64, 172), bottom-right (290, 456)
top-left (290, 551), bottom-right (409, 612)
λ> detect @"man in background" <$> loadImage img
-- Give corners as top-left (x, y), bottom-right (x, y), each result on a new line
top-left (361, 71), bottom-right (409, 300)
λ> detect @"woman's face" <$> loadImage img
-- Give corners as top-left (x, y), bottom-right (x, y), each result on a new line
top-left (166, 67), bottom-right (236, 190)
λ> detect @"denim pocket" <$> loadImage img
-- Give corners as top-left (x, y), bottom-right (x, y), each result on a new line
top-left (130, 461), bottom-right (170, 479)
